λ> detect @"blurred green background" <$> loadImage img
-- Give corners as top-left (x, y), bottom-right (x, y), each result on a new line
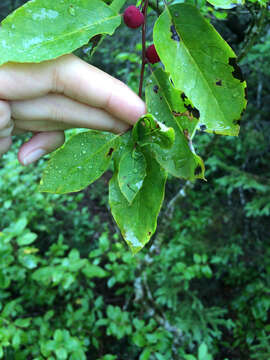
top-left (0, 0), bottom-right (269, 359)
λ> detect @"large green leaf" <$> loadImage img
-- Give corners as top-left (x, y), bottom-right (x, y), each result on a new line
top-left (154, 4), bottom-right (247, 136)
top-left (0, 0), bottom-right (121, 65)
top-left (146, 69), bottom-right (205, 180)
top-left (40, 131), bottom-right (120, 194)
top-left (118, 150), bottom-right (147, 204)
top-left (109, 152), bottom-right (167, 254)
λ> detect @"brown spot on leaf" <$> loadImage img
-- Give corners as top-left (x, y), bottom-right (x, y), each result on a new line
top-left (153, 85), bottom-right (159, 93)
top-left (170, 24), bottom-right (180, 42)
top-left (229, 57), bottom-right (245, 82)
top-left (148, 232), bottom-right (152, 236)
top-left (173, 110), bottom-right (193, 120)
top-left (181, 92), bottom-right (187, 101)
top-left (170, 78), bottom-right (175, 86)
top-left (107, 148), bottom-right (114, 157)
top-left (194, 165), bottom-right (202, 176)
top-left (216, 80), bottom-right (222, 86)
top-left (184, 129), bottom-right (190, 141)
top-left (184, 104), bottom-right (200, 119)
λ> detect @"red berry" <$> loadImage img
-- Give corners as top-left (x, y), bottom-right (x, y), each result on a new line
top-left (146, 44), bottom-right (160, 64)
top-left (123, 6), bottom-right (144, 29)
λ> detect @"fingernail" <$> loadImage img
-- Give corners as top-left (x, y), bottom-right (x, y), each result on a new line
top-left (22, 148), bottom-right (46, 166)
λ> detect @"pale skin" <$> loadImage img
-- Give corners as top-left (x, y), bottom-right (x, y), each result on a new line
top-left (0, 54), bottom-right (146, 165)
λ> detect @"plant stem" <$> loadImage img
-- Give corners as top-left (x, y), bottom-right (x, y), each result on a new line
top-left (139, 0), bottom-right (149, 99)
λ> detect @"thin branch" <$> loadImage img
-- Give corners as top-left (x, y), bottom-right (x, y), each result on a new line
top-left (139, 0), bottom-right (149, 98)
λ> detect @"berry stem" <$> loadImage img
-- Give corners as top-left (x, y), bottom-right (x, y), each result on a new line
top-left (139, 0), bottom-right (149, 99)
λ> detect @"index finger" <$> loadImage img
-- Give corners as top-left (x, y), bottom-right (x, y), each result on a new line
top-left (0, 54), bottom-right (146, 125)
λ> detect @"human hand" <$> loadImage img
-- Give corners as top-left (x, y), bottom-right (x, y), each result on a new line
top-left (0, 54), bottom-right (146, 165)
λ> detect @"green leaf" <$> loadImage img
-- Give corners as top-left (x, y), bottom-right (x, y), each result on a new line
top-left (12, 331), bottom-right (21, 348)
top-left (198, 343), bottom-right (212, 360)
top-left (0, 0), bottom-right (121, 65)
top-left (207, 0), bottom-right (243, 9)
top-left (118, 150), bottom-right (147, 204)
top-left (139, 348), bottom-right (152, 360)
top-left (109, 151), bottom-right (167, 254)
top-left (154, 4), bottom-right (247, 136)
top-left (82, 263), bottom-right (108, 278)
top-left (132, 114), bottom-right (175, 149)
top-left (40, 131), bottom-right (120, 194)
top-left (11, 217), bottom-right (28, 235)
top-left (110, 0), bottom-right (128, 11)
top-left (55, 348), bottom-right (68, 360)
top-left (0, 273), bottom-right (10, 289)
top-left (17, 232), bottom-right (37, 246)
top-left (146, 69), bottom-right (205, 180)
top-left (183, 356), bottom-right (197, 360)
top-left (86, 0), bottom-right (127, 58)
top-left (54, 329), bottom-right (63, 343)
top-left (14, 318), bottom-right (31, 328)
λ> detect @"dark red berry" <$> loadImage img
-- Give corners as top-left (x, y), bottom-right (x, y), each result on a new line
top-left (123, 5), bottom-right (144, 29)
top-left (146, 44), bottom-right (160, 64)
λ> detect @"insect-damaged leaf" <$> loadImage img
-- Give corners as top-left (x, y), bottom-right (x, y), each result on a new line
top-left (146, 69), bottom-right (205, 180)
top-left (40, 131), bottom-right (120, 194)
top-left (154, 4), bottom-right (247, 136)
top-left (110, 151), bottom-right (167, 254)
top-left (132, 114), bottom-right (175, 149)
top-left (118, 150), bottom-right (147, 204)
top-left (0, 0), bottom-right (121, 65)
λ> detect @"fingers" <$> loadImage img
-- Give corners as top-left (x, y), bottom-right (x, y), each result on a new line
top-left (0, 100), bottom-right (12, 155)
top-left (0, 136), bottom-right (12, 156)
top-left (53, 55), bottom-right (146, 125)
top-left (0, 100), bottom-right (12, 137)
top-left (0, 54), bottom-right (146, 125)
top-left (18, 131), bottom-right (65, 166)
top-left (11, 94), bottom-right (130, 133)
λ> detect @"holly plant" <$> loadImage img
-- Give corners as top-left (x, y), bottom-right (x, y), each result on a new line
top-left (0, 0), bottom-right (247, 253)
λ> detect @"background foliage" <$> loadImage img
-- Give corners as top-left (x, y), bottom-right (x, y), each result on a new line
top-left (0, 0), bottom-right (269, 359)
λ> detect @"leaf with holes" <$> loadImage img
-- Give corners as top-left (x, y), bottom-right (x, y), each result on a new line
top-left (154, 3), bottom-right (247, 136)
top-left (40, 131), bottom-right (120, 194)
top-left (146, 69), bottom-right (205, 180)
top-left (132, 114), bottom-right (175, 149)
top-left (0, 0), bottom-right (121, 65)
